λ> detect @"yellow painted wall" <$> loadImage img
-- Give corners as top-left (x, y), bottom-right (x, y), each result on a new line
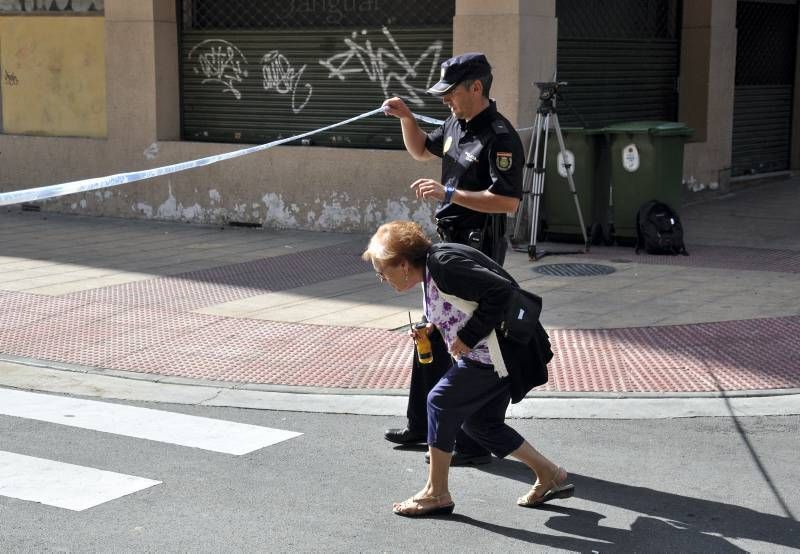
top-left (0, 16), bottom-right (106, 138)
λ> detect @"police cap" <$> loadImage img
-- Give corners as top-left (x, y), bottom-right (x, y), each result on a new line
top-left (426, 52), bottom-right (492, 96)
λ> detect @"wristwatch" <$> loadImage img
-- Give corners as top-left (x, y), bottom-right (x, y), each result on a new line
top-left (444, 184), bottom-right (455, 204)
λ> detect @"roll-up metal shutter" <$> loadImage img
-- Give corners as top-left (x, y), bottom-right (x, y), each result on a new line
top-left (555, 0), bottom-right (681, 128)
top-left (732, 0), bottom-right (798, 177)
top-left (177, 1), bottom-right (453, 149)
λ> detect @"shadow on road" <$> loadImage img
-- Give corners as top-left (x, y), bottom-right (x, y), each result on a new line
top-left (470, 460), bottom-right (799, 551)
top-left (451, 508), bottom-right (748, 552)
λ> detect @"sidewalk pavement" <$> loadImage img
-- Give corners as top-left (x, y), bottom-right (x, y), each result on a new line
top-left (1, 177), bottom-right (799, 417)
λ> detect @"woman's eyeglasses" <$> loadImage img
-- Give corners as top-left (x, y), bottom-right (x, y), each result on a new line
top-left (375, 271), bottom-right (387, 283)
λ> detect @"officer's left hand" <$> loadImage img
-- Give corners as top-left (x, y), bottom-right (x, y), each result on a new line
top-left (411, 178), bottom-right (445, 202)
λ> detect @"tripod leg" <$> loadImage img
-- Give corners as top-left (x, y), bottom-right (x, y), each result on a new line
top-left (513, 113), bottom-right (542, 241)
top-left (529, 173), bottom-right (544, 259)
top-left (528, 113), bottom-right (550, 260)
top-left (551, 114), bottom-right (590, 252)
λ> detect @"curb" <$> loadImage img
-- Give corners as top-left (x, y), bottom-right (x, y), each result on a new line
top-left (2, 358), bottom-right (799, 420)
top-left (3, 354), bottom-right (800, 399)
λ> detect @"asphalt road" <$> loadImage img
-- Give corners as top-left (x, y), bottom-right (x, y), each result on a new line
top-left (1, 394), bottom-right (798, 552)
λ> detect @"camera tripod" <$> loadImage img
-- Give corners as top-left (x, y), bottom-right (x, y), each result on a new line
top-left (511, 81), bottom-right (590, 260)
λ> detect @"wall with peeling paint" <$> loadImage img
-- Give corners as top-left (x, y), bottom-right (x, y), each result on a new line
top-left (0, 131), bottom-right (443, 235)
top-left (1, 1), bottom-right (769, 232)
top-left (0, 0), bottom-right (530, 235)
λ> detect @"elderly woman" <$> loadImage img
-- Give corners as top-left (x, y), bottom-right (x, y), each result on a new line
top-left (363, 220), bottom-right (574, 517)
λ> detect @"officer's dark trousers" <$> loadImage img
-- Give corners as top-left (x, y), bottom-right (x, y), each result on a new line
top-left (426, 357), bottom-right (524, 456)
top-left (406, 327), bottom-right (490, 456)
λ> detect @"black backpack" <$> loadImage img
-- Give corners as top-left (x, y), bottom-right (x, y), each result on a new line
top-left (635, 200), bottom-right (688, 256)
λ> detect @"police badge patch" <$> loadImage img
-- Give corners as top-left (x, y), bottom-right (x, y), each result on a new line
top-left (496, 151), bottom-right (513, 171)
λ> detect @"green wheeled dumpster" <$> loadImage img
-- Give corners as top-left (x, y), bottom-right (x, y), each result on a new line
top-left (604, 121), bottom-right (693, 241)
top-left (542, 127), bottom-right (605, 242)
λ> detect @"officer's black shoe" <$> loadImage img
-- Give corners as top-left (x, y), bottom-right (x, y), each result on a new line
top-left (384, 428), bottom-right (427, 445)
top-left (425, 451), bottom-right (493, 466)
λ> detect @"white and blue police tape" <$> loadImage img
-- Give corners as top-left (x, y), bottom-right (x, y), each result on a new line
top-left (0, 107), bottom-right (445, 208)
top-left (410, 113), bottom-right (446, 126)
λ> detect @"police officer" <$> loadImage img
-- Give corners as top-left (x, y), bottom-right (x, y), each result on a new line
top-left (381, 53), bottom-right (524, 465)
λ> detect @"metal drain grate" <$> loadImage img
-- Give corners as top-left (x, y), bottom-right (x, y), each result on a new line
top-left (533, 263), bottom-right (616, 277)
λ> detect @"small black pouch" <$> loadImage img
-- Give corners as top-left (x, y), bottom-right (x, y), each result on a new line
top-left (498, 288), bottom-right (543, 344)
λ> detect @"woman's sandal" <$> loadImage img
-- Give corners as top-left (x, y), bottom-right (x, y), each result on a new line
top-left (392, 494), bottom-right (455, 517)
top-left (517, 466), bottom-right (575, 508)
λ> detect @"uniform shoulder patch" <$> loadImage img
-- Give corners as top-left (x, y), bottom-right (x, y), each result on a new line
top-left (491, 120), bottom-right (510, 135)
top-left (496, 151), bottom-right (513, 171)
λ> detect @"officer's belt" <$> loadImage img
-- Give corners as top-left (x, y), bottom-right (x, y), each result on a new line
top-left (436, 223), bottom-right (484, 246)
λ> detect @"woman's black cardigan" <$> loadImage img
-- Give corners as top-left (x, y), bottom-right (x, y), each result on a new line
top-left (426, 243), bottom-right (553, 403)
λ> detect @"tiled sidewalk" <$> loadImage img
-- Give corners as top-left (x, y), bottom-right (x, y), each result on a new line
top-left (2, 210), bottom-right (799, 393)
top-left (2, 178), bottom-right (799, 394)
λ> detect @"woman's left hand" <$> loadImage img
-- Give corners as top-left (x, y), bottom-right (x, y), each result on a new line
top-left (449, 337), bottom-right (471, 359)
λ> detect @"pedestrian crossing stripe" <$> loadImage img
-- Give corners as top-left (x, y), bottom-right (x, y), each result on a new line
top-left (0, 388), bottom-right (303, 455)
top-left (0, 451), bottom-right (161, 512)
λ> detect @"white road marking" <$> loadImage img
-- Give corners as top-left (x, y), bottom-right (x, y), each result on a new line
top-left (0, 388), bottom-right (302, 455)
top-left (0, 451), bottom-right (160, 511)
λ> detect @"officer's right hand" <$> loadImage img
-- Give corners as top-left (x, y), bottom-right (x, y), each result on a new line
top-left (382, 97), bottom-right (413, 120)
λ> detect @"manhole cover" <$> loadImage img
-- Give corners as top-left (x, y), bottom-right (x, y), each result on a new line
top-left (533, 263), bottom-right (616, 277)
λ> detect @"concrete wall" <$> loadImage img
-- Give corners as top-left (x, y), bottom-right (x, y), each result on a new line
top-left (453, 0), bottom-right (556, 129)
top-left (0, 16), bottom-right (107, 137)
top-left (0, 0), bottom-right (790, 230)
top-left (1, 0), bottom-right (557, 233)
top-left (678, 0), bottom-right (737, 194)
top-left (0, 0), bottom-right (444, 233)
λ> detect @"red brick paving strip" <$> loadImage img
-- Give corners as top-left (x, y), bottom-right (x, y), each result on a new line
top-left (1, 241), bottom-right (799, 393)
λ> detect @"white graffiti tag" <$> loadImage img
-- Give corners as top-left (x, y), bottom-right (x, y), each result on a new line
top-left (319, 27), bottom-right (442, 106)
top-left (188, 39), bottom-right (249, 100)
top-left (261, 51), bottom-right (313, 114)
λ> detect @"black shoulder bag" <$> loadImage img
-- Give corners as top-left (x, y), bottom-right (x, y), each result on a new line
top-left (498, 287), bottom-right (542, 344)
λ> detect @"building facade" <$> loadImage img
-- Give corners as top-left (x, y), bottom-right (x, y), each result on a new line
top-left (0, 0), bottom-right (798, 232)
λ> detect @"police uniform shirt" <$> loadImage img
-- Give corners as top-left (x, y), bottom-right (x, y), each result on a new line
top-left (424, 101), bottom-right (524, 229)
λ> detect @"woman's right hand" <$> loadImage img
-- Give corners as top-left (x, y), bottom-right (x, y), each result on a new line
top-left (409, 322), bottom-right (434, 340)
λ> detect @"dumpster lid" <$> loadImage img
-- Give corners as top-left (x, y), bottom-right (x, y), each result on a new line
top-left (559, 126), bottom-right (606, 135)
top-left (604, 121), bottom-right (693, 136)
